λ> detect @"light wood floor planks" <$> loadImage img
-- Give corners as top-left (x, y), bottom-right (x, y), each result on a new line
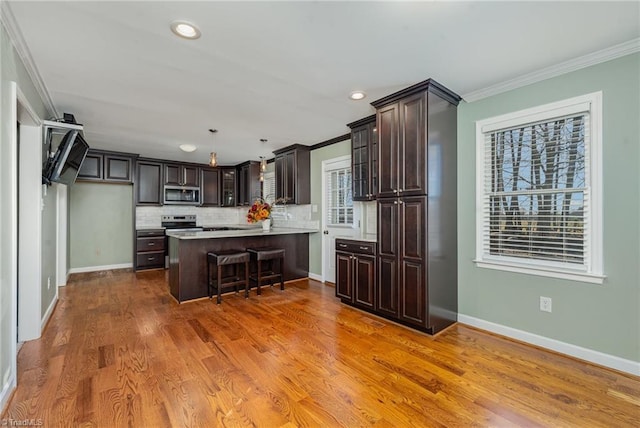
top-left (2, 269), bottom-right (638, 427)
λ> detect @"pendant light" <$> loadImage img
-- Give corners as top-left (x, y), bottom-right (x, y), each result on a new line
top-left (208, 128), bottom-right (218, 167)
top-left (259, 156), bottom-right (266, 182)
top-left (259, 139), bottom-right (268, 181)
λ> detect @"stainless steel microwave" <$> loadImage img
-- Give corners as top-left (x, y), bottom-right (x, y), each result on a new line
top-left (163, 186), bottom-right (201, 205)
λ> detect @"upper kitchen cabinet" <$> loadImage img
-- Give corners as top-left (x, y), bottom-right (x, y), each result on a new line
top-left (273, 144), bottom-right (310, 205)
top-left (164, 163), bottom-right (199, 187)
top-left (347, 115), bottom-right (377, 201)
top-left (220, 167), bottom-right (236, 207)
top-left (77, 149), bottom-right (135, 183)
top-left (200, 167), bottom-right (220, 207)
top-left (135, 159), bottom-right (163, 205)
top-left (371, 79), bottom-right (461, 198)
top-left (237, 161), bottom-right (261, 206)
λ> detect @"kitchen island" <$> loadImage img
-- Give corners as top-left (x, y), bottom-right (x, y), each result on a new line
top-left (167, 227), bottom-right (318, 302)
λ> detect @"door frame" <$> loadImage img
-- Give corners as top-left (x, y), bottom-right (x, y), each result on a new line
top-left (16, 86), bottom-right (43, 344)
top-left (320, 154), bottom-right (352, 282)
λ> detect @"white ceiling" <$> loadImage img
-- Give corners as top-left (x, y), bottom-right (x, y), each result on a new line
top-left (6, 1), bottom-right (640, 165)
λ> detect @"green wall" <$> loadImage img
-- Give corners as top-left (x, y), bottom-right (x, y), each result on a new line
top-left (309, 140), bottom-right (351, 276)
top-left (457, 53), bottom-right (640, 362)
top-left (69, 183), bottom-right (133, 268)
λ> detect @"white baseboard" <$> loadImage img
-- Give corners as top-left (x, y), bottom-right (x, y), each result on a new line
top-left (41, 293), bottom-right (57, 331)
top-left (0, 376), bottom-right (16, 416)
top-left (68, 263), bottom-right (133, 274)
top-left (308, 273), bottom-right (323, 282)
top-left (458, 314), bottom-right (640, 376)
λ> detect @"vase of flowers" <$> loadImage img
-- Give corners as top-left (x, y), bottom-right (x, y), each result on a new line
top-left (247, 198), bottom-right (272, 231)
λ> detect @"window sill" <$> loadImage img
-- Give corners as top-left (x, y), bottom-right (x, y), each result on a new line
top-left (473, 259), bottom-right (606, 284)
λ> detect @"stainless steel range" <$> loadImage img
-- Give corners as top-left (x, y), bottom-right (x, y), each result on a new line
top-left (161, 215), bottom-right (203, 233)
top-left (161, 215), bottom-right (203, 267)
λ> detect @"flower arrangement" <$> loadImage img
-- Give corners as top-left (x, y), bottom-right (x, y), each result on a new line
top-left (246, 198), bottom-right (272, 223)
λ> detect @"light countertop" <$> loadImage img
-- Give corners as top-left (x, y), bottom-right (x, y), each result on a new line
top-left (334, 233), bottom-right (377, 243)
top-left (167, 227), bottom-right (319, 240)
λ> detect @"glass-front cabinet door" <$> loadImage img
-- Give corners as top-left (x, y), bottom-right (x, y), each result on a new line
top-left (221, 168), bottom-right (236, 206)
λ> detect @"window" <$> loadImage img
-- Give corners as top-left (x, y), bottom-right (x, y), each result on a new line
top-left (262, 171), bottom-right (275, 201)
top-left (475, 92), bottom-right (604, 284)
top-left (326, 167), bottom-right (353, 226)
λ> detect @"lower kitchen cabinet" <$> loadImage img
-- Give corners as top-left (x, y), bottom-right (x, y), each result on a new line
top-left (135, 229), bottom-right (165, 270)
top-left (335, 239), bottom-right (376, 310)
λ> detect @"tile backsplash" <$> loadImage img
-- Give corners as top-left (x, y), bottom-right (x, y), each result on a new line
top-left (136, 204), bottom-right (320, 230)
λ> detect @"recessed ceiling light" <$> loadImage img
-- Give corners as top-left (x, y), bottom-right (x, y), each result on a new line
top-left (179, 144), bottom-right (197, 152)
top-left (349, 91), bottom-right (366, 100)
top-left (170, 21), bottom-right (201, 40)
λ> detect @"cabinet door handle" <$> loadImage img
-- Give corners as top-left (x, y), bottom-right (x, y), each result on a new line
top-left (393, 189), bottom-right (397, 193)
top-left (394, 201), bottom-right (398, 205)
top-left (399, 200), bottom-right (403, 204)
top-left (148, 257), bottom-right (155, 261)
top-left (398, 189), bottom-right (403, 193)
top-left (338, 244), bottom-right (347, 248)
top-left (359, 246), bottom-right (369, 250)
top-left (148, 242), bottom-right (155, 246)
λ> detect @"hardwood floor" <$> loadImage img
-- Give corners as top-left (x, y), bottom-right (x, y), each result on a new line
top-left (2, 270), bottom-right (638, 427)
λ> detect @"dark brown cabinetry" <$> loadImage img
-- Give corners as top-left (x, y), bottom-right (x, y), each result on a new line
top-left (135, 229), bottom-right (165, 270)
top-left (370, 78), bottom-right (461, 334)
top-left (335, 239), bottom-right (376, 310)
top-left (376, 92), bottom-right (428, 198)
top-left (273, 145), bottom-right (310, 204)
top-left (377, 196), bottom-right (427, 325)
top-left (220, 168), bottom-right (236, 206)
top-left (135, 160), bottom-right (163, 205)
top-left (200, 167), bottom-right (220, 206)
top-left (77, 150), bottom-right (134, 183)
top-left (348, 115), bottom-right (377, 201)
top-left (237, 161), bottom-right (261, 205)
top-left (164, 163), bottom-right (199, 187)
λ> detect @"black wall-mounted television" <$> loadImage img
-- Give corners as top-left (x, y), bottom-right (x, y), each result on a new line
top-left (43, 130), bottom-right (89, 185)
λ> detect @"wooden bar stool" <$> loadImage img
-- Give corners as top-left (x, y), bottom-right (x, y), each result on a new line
top-left (246, 247), bottom-right (285, 295)
top-left (207, 250), bottom-right (250, 304)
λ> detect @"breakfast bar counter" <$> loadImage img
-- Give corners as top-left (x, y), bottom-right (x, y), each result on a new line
top-left (167, 227), bottom-right (318, 302)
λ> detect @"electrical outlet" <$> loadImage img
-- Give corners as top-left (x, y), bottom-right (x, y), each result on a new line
top-left (47, 276), bottom-right (51, 289)
top-left (312, 204), bottom-right (318, 213)
top-left (540, 296), bottom-right (552, 313)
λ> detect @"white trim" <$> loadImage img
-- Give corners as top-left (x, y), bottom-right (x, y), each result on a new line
top-left (41, 292), bottom-right (57, 330)
top-left (1, 80), bottom-right (19, 417)
top-left (0, 376), bottom-right (17, 415)
top-left (0, 2), bottom-right (57, 117)
top-left (308, 272), bottom-right (323, 282)
top-left (474, 260), bottom-right (605, 284)
top-left (475, 92), bottom-right (604, 282)
top-left (462, 38), bottom-right (640, 102)
top-left (458, 314), bottom-right (640, 376)
top-left (68, 263), bottom-right (133, 274)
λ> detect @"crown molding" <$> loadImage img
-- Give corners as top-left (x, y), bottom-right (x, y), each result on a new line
top-left (0, 1), bottom-right (57, 118)
top-left (462, 38), bottom-right (640, 103)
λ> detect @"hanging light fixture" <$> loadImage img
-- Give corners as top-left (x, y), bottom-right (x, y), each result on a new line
top-left (259, 156), bottom-right (266, 182)
top-left (208, 128), bottom-right (218, 167)
top-left (259, 139), bottom-right (268, 181)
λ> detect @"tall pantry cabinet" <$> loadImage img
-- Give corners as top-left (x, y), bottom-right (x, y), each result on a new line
top-left (371, 79), bottom-right (460, 334)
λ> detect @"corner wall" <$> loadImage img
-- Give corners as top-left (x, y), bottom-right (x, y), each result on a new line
top-left (457, 54), bottom-right (640, 368)
top-left (0, 19), bottom-right (49, 409)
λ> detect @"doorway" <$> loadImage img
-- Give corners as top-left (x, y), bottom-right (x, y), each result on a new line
top-left (321, 155), bottom-right (357, 283)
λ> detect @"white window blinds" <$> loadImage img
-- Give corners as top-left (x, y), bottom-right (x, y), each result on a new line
top-left (482, 113), bottom-right (589, 265)
top-left (326, 167), bottom-right (353, 226)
